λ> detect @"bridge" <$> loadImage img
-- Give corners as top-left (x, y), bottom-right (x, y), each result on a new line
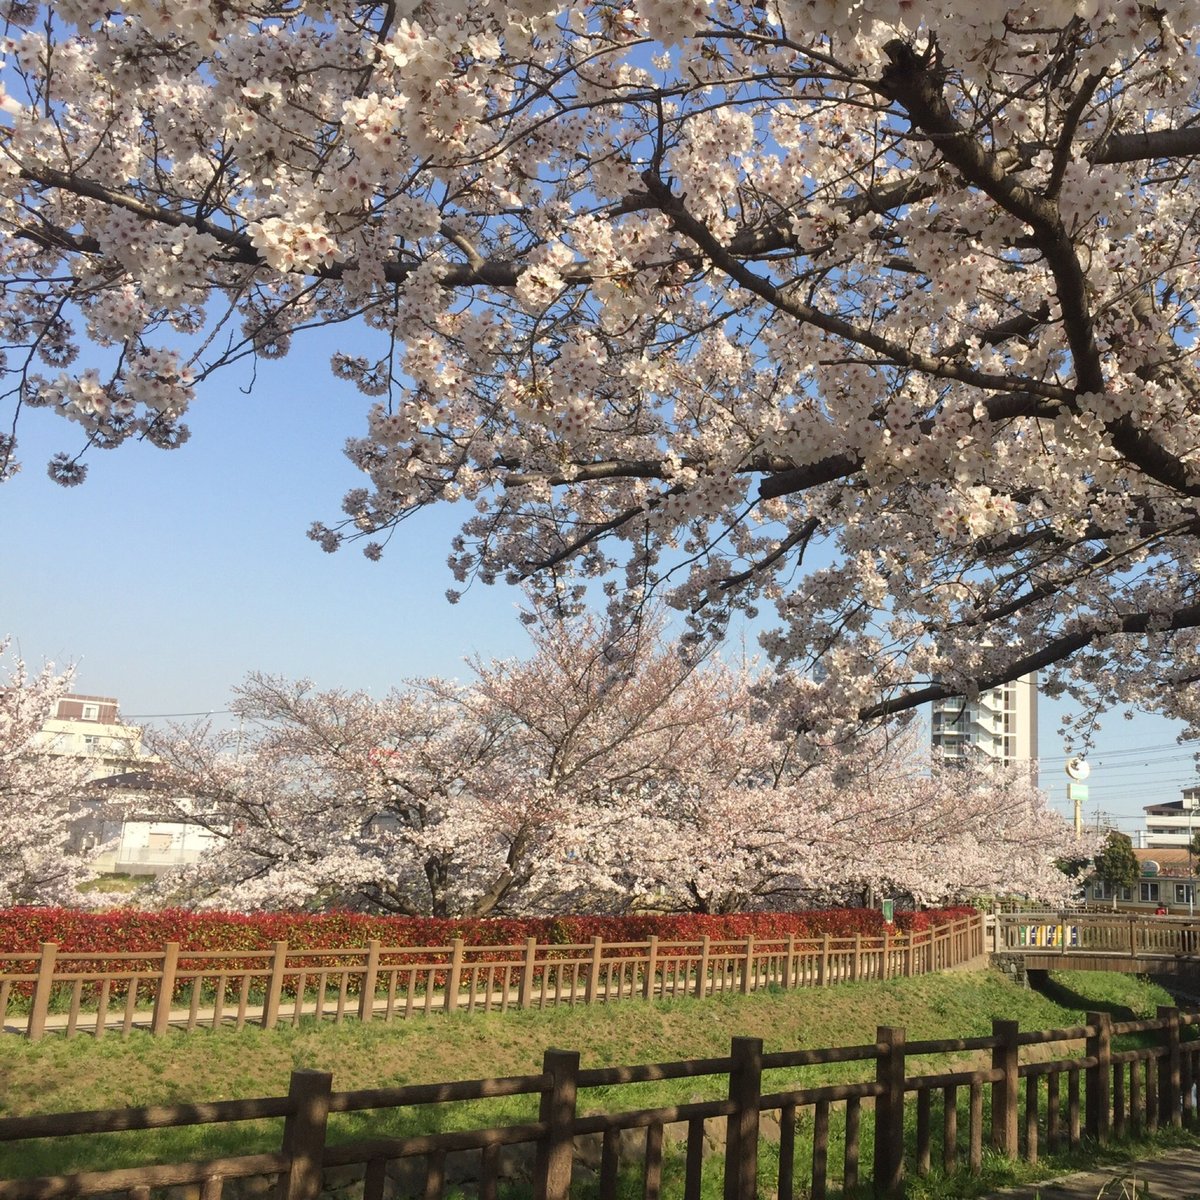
top-left (993, 912), bottom-right (1200, 979)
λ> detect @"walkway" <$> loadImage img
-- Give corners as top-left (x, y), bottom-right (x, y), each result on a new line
top-left (982, 1145), bottom-right (1200, 1199)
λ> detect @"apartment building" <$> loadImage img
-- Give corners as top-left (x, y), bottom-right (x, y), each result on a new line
top-left (930, 674), bottom-right (1039, 777)
top-left (32, 693), bottom-right (144, 780)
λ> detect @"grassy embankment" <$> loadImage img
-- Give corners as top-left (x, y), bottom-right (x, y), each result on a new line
top-left (0, 967), bottom-right (1194, 1197)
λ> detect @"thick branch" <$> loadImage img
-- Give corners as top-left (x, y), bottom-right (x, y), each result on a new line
top-left (640, 169), bottom-right (1069, 400)
top-left (1094, 126), bottom-right (1200, 165)
top-left (876, 41), bottom-right (1105, 394)
top-left (860, 601), bottom-right (1200, 722)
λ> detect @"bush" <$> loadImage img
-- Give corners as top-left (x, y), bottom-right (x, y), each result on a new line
top-left (0, 904), bottom-right (977, 957)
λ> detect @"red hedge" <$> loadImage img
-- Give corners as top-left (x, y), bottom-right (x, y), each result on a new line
top-left (0, 905), bottom-right (977, 957)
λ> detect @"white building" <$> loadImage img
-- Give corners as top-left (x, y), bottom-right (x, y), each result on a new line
top-left (83, 769), bottom-right (224, 877)
top-left (33, 693), bottom-right (144, 780)
top-left (1138, 786), bottom-right (1200, 850)
top-left (31, 696), bottom-right (219, 877)
top-left (930, 674), bottom-right (1039, 777)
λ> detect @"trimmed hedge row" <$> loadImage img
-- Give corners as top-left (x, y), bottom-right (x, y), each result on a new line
top-left (0, 905), bottom-right (978, 955)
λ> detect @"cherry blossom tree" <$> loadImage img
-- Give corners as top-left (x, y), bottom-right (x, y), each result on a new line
top-left (7, 3), bottom-right (1199, 740)
top-left (591, 738), bottom-right (1092, 912)
top-left (0, 643), bottom-right (97, 903)
top-left (143, 617), bottom-right (1085, 914)
top-left (145, 613), bottom-right (755, 914)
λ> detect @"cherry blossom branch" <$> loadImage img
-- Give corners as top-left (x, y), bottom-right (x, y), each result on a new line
top-left (862, 600), bottom-right (1200, 722)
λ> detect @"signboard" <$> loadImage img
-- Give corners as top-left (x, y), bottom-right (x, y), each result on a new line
top-left (1067, 782), bottom-right (1089, 802)
top-left (881, 899), bottom-right (894, 924)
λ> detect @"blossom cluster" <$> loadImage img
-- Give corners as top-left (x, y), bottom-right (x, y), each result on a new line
top-left (3, 2), bottom-right (1200, 742)
top-left (0, 644), bottom-right (98, 905)
top-left (135, 614), bottom-right (1086, 917)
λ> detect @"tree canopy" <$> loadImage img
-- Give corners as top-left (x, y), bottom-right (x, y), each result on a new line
top-left (142, 616), bottom-right (1085, 915)
top-left (5, 4), bottom-right (1200, 738)
top-left (1093, 829), bottom-right (1140, 894)
top-left (0, 645), bottom-right (97, 903)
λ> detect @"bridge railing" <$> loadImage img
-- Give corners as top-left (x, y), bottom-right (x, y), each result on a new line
top-left (994, 912), bottom-right (1200, 958)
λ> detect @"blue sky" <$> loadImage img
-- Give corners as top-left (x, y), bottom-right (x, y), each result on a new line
top-left (2, 329), bottom-right (537, 705)
top-left (2, 328), bottom-right (1195, 834)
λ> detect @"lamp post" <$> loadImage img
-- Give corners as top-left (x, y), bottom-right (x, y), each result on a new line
top-left (1189, 805), bottom-right (1195, 918)
top-left (1066, 758), bottom-right (1089, 837)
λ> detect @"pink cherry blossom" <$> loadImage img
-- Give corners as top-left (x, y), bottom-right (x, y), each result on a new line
top-left (3, 4), bottom-right (1200, 741)
top-left (141, 615), bottom-right (1085, 914)
top-left (0, 643), bottom-right (101, 904)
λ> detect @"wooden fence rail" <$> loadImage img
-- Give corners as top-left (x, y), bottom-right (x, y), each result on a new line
top-left (995, 911), bottom-right (1200, 959)
top-left (0, 1000), bottom-right (1195, 1200)
top-left (2, 914), bottom-right (984, 1041)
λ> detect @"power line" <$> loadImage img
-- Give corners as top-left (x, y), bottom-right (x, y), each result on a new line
top-left (122, 709), bottom-right (234, 719)
top-left (1042, 742), bottom-right (1196, 762)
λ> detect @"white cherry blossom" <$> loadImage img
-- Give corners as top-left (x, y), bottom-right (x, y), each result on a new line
top-left (3, 3), bottom-right (1200, 741)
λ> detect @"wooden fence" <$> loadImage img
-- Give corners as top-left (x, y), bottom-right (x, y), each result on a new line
top-left (995, 911), bottom-right (1200, 958)
top-left (1, 1003), bottom-right (1195, 1200)
top-left (2, 914), bottom-right (983, 1040)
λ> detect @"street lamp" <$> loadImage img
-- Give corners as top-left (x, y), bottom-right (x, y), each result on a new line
top-left (1189, 804), bottom-right (1196, 917)
top-left (1065, 758), bottom-right (1089, 837)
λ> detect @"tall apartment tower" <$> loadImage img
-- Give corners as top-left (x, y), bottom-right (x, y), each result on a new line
top-left (930, 674), bottom-right (1039, 779)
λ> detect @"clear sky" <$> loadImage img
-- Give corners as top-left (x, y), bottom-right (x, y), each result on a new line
top-left (2, 326), bottom-right (1195, 835)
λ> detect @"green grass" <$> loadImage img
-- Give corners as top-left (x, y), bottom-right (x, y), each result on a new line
top-left (77, 873), bottom-right (148, 895)
top-left (0, 967), bottom-right (1190, 1191)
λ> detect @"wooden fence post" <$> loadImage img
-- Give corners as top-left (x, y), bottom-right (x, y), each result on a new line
top-left (851, 934), bottom-right (861, 982)
top-left (872, 1026), bottom-right (906, 1198)
top-left (278, 1069), bottom-right (333, 1200)
top-left (695, 935), bottom-right (711, 999)
top-left (586, 937), bottom-right (603, 1005)
top-left (27, 942), bottom-right (58, 1041)
top-left (534, 1048), bottom-right (580, 1200)
top-left (783, 934), bottom-right (795, 989)
top-left (643, 935), bottom-right (658, 1000)
top-left (819, 933), bottom-right (830, 987)
top-left (1086, 1011), bottom-right (1112, 1144)
top-left (519, 937), bottom-right (538, 1009)
top-left (724, 1037), bottom-right (763, 1200)
top-left (357, 939), bottom-right (381, 1023)
top-left (261, 940), bottom-right (289, 1030)
top-left (881, 931), bottom-right (891, 980)
top-left (991, 1019), bottom-right (1020, 1157)
top-left (1159, 1005), bottom-right (1182, 1128)
top-left (904, 932), bottom-right (914, 978)
top-left (741, 935), bottom-right (754, 994)
top-left (445, 938), bottom-right (465, 1014)
top-left (152, 942), bottom-right (180, 1037)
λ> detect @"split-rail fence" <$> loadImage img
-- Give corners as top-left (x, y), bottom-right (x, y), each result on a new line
top-left (0, 1004), bottom-right (1195, 1200)
top-left (3, 914), bottom-right (983, 1040)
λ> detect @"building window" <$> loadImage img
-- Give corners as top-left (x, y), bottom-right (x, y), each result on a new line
top-left (1140, 882), bottom-right (1160, 903)
top-left (82, 735), bottom-right (101, 754)
top-left (81, 703), bottom-right (99, 720)
top-left (1176, 884), bottom-right (1194, 905)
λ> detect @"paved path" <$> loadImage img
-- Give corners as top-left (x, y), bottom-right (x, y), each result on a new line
top-left (981, 1145), bottom-right (1200, 1199)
